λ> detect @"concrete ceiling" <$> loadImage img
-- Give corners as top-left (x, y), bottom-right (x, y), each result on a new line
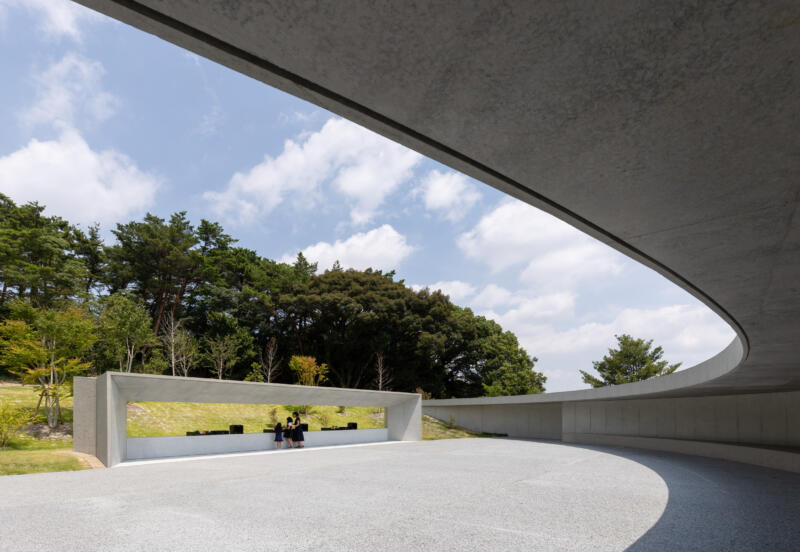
top-left (74, 1), bottom-right (800, 398)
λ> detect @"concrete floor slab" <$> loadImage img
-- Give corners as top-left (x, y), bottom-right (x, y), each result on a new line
top-left (2, 439), bottom-right (799, 551)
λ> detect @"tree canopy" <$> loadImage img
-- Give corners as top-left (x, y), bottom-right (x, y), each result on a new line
top-left (0, 193), bottom-right (546, 398)
top-left (580, 334), bottom-right (681, 387)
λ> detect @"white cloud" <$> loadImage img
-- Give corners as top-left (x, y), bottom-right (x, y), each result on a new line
top-left (410, 280), bottom-right (477, 302)
top-left (205, 117), bottom-right (422, 225)
top-left (280, 224), bottom-right (415, 273)
top-left (21, 52), bottom-right (119, 130)
top-left (414, 170), bottom-right (481, 221)
top-left (471, 284), bottom-right (519, 309)
top-left (3, 0), bottom-right (102, 41)
top-left (457, 199), bottom-right (624, 288)
top-left (502, 304), bottom-right (734, 360)
top-left (0, 129), bottom-right (160, 227)
top-left (520, 242), bottom-right (623, 288)
top-left (480, 292), bottom-right (576, 327)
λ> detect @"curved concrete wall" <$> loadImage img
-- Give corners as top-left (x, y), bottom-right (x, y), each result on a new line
top-left (424, 389), bottom-right (800, 473)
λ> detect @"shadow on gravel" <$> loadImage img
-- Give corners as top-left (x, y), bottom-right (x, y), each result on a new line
top-left (553, 441), bottom-right (800, 551)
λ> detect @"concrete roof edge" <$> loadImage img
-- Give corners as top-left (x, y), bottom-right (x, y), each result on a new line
top-left (106, 371), bottom-right (420, 398)
top-left (423, 337), bottom-right (745, 407)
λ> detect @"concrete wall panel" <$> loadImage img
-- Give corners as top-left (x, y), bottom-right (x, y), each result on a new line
top-left (639, 401), bottom-right (658, 437)
top-left (127, 428), bottom-right (389, 461)
top-left (736, 394), bottom-right (762, 443)
top-left (424, 403), bottom-right (562, 440)
top-left (605, 403), bottom-right (623, 434)
top-left (787, 393), bottom-right (800, 447)
top-left (562, 403), bottom-right (576, 434)
top-left (72, 376), bottom-right (96, 456)
top-left (674, 398), bottom-right (696, 440)
top-left (656, 400), bottom-right (677, 438)
top-left (710, 396), bottom-right (738, 443)
top-left (575, 404), bottom-right (591, 433)
top-left (621, 402), bottom-right (639, 435)
top-left (761, 395), bottom-right (787, 446)
top-left (589, 403), bottom-right (606, 433)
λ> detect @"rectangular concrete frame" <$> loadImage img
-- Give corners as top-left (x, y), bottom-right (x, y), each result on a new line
top-left (74, 372), bottom-right (421, 467)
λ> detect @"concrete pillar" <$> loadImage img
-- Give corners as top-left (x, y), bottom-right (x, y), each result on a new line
top-left (387, 396), bottom-right (422, 441)
top-left (95, 372), bottom-right (127, 467)
top-left (72, 376), bottom-right (96, 456)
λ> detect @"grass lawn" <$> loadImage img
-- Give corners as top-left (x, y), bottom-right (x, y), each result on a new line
top-left (0, 383), bottom-right (74, 423)
top-left (0, 384), bottom-right (82, 476)
top-left (127, 402), bottom-right (386, 437)
top-left (0, 436), bottom-right (84, 476)
top-left (422, 415), bottom-right (502, 440)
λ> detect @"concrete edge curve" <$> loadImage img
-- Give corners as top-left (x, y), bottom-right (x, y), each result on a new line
top-left (425, 337), bottom-right (745, 406)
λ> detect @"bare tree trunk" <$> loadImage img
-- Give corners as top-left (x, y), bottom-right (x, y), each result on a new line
top-left (125, 337), bottom-right (135, 373)
top-left (375, 351), bottom-right (392, 391)
top-left (152, 290), bottom-right (168, 336)
top-left (264, 337), bottom-right (280, 383)
top-left (161, 311), bottom-right (178, 376)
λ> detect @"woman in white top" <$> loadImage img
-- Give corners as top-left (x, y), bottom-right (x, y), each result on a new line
top-left (283, 416), bottom-right (294, 449)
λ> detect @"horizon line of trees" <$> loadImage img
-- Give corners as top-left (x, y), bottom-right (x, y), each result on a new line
top-left (0, 193), bottom-right (547, 425)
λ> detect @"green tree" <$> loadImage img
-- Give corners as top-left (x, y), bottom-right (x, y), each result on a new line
top-left (74, 224), bottom-right (107, 296)
top-left (204, 335), bottom-right (239, 380)
top-left (580, 334), bottom-right (681, 387)
top-left (289, 355), bottom-right (328, 414)
top-left (482, 361), bottom-right (546, 396)
top-left (289, 355), bottom-right (328, 386)
top-left (0, 400), bottom-right (29, 448)
top-left (99, 293), bottom-right (156, 372)
top-left (173, 327), bottom-right (198, 377)
top-left (0, 301), bottom-right (96, 427)
top-left (106, 212), bottom-right (206, 336)
top-left (478, 323), bottom-right (545, 397)
top-left (203, 313), bottom-right (253, 379)
top-left (0, 194), bottom-right (87, 308)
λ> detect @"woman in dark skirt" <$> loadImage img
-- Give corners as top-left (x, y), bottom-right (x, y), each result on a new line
top-left (283, 417), bottom-right (294, 449)
top-left (292, 411), bottom-right (304, 448)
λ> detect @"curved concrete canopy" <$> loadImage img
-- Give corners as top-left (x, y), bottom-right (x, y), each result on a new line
top-left (73, 1), bottom-right (800, 398)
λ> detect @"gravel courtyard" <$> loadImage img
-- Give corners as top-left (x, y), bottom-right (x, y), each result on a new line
top-left (1, 438), bottom-right (799, 551)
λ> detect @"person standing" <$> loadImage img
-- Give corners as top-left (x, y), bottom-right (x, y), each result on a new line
top-left (283, 416), bottom-right (294, 449)
top-left (274, 421), bottom-right (283, 449)
top-left (292, 411), bottom-right (304, 448)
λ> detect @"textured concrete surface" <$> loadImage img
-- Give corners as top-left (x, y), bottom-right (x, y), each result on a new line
top-left (73, 0), bottom-right (800, 398)
top-left (2, 439), bottom-right (799, 551)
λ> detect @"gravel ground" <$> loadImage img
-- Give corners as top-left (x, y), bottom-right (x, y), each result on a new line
top-left (1, 438), bottom-right (799, 551)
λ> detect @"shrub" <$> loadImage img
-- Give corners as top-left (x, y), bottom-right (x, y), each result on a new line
top-left (415, 387), bottom-right (432, 401)
top-left (0, 401), bottom-right (29, 448)
top-left (268, 407), bottom-right (278, 426)
top-left (319, 412), bottom-right (330, 427)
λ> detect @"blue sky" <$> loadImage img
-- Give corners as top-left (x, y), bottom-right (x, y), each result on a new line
top-left (0, 1), bottom-right (735, 391)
